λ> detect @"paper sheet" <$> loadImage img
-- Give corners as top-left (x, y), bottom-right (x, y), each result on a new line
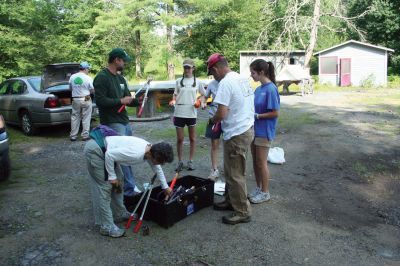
top-left (214, 181), bottom-right (225, 196)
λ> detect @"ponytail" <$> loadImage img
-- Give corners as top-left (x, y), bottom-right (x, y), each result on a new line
top-left (268, 62), bottom-right (276, 85)
top-left (180, 74), bottom-right (184, 87)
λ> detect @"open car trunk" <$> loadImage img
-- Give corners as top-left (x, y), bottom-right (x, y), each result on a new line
top-left (41, 63), bottom-right (80, 106)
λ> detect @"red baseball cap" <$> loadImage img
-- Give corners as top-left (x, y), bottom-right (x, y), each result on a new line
top-left (207, 53), bottom-right (225, 75)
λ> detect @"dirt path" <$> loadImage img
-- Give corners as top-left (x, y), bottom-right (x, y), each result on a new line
top-left (1, 90), bottom-right (399, 265)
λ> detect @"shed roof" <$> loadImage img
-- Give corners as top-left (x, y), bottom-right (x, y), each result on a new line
top-left (240, 50), bottom-right (305, 54)
top-left (314, 40), bottom-right (394, 56)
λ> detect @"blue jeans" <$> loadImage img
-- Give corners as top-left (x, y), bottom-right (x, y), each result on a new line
top-left (106, 123), bottom-right (136, 197)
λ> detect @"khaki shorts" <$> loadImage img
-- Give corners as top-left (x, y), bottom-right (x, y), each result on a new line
top-left (253, 137), bottom-right (271, 147)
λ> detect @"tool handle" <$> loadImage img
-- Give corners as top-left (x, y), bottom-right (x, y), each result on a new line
top-left (137, 106), bottom-right (144, 117)
top-left (117, 104), bottom-right (126, 113)
top-left (125, 215), bottom-right (134, 229)
top-left (212, 122), bottom-right (221, 133)
top-left (136, 79), bottom-right (151, 118)
top-left (169, 172), bottom-right (179, 189)
top-left (134, 220), bottom-right (143, 233)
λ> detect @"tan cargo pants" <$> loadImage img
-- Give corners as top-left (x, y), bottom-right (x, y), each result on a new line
top-left (70, 97), bottom-right (92, 139)
top-left (223, 127), bottom-right (254, 217)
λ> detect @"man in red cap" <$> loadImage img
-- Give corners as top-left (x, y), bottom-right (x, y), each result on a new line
top-left (207, 53), bottom-right (255, 224)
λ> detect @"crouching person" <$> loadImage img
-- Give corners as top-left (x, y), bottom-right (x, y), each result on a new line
top-left (84, 135), bottom-right (174, 237)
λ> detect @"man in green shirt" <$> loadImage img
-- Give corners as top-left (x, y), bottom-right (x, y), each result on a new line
top-left (93, 48), bottom-right (139, 197)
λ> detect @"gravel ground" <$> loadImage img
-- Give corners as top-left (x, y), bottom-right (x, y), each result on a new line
top-left (0, 91), bottom-right (399, 265)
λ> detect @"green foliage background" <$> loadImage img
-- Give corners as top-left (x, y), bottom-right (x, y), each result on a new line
top-left (0, 0), bottom-right (398, 82)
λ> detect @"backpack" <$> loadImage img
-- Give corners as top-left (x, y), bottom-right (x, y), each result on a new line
top-left (89, 125), bottom-right (120, 153)
top-left (89, 125), bottom-right (120, 180)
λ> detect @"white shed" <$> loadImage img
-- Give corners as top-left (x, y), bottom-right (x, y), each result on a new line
top-left (314, 40), bottom-right (394, 87)
top-left (239, 50), bottom-right (305, 78)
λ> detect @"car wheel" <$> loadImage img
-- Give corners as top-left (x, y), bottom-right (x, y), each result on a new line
top-left (0, 151), bottom-right (10, 181)
top-left (20, 111), bottom-right (38, 136)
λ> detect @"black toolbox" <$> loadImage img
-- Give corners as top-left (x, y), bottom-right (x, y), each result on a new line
top-left (124, 175), bottom-right (214, 228)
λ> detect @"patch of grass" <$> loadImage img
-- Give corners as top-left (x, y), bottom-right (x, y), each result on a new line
top-left (353, 162), bottom-right (375, 183)
top-left (126, 107), bottom-right (137, 116)
top-left (6, 126), bottom-right (33, 145)
top-left (347, 90), bottom-right (400, 116)
top-left (6, 123), bottom-right (73, 145)
top-left (370, 121), bottom-right (398, 136)
top-left (196, 121), bottom-right (207, 138)
top-left (277, 108), bottom-right (319, 132)
top-left (149, 120), bottom-right (208, 139)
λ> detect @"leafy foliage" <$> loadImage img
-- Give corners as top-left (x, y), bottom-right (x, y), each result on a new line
top-left (0, 0), bottom-right (398, 83)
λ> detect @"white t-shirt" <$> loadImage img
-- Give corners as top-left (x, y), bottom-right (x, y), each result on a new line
top-left (69, 72), bottom-right (94, 97)
top-left (173, 77), bottom-right (206, 118)
top-left (213, 72), bottom-right (255, 140)
top-left (205, 80), bottom-right (219, 117)
top-left (104, 136), bottom-right (168, 189)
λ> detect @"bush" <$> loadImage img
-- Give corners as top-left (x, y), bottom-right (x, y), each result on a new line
top-left (388, 75), bottom-right (400, 88)
top-left (360, 74), bottom-right (376, 88)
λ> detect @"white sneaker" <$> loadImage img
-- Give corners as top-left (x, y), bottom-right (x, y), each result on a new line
top-left (208, 169), bottom-right (219, 181)
top-left (249, 191), bottom-right (271, 204)
top-left (248, 187), bottom-right (261, 199)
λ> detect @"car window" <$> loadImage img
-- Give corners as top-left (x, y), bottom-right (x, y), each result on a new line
top-left (28, 77), bottom-right (41, 92)
top-left (10, 80), bottom-right (26, 95)
top-left (45, 84), bottom-right (70, 93)
top-left (0, 82), bottom-right (10, 95)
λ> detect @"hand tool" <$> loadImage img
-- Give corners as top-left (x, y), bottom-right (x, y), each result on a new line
top-left (137, 77), bottom-right (153, 117)
top-left (125, 174), bottom-right (157, 230)
top-left (134, 174), bottom-right (157, 233)
top-left (163, 171), bottom-right (179, 202)
top-left (118, 77), bottom-right (152, 114)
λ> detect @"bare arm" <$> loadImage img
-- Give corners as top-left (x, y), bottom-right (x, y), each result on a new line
top-left (256, 110), bottom-right (279, 119)
top-left (212, 104), bottom-right (229, 124)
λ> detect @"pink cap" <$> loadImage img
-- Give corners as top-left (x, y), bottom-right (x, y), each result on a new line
top-left (207, 53), bottom-right (225, 72)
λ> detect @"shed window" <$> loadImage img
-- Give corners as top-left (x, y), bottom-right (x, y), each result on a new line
top-left (320, 56), bottom-right (338, 74)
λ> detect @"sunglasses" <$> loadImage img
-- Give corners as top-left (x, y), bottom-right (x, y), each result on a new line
top-left (183, 66), bottom-right (193, 69)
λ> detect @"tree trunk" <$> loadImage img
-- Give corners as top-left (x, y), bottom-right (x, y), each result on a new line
top-left (166, 4), bottom-right (175, 80)
top-left (135, 30), bottom-right (142, 79)
top-left (304, 0), bottom-right (321, 69)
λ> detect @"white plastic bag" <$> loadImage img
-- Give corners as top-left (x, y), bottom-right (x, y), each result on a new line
top-left (267, 147), bottom-right (285, 164)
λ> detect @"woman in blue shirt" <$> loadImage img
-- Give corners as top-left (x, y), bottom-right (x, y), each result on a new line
top-left (249, 59), bottom-right (280, 204)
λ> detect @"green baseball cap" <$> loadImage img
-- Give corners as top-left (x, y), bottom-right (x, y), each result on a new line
top-left (108, 48), bottom-right (132, 62)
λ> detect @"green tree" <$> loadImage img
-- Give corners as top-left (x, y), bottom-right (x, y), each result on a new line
top-left (175, 0), bottom-right (263, 74)
top-left (349, 0), bottom-right (400, 74)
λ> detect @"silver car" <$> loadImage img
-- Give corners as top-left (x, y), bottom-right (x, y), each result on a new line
top-left (0, 63), bottom-right (98, 135)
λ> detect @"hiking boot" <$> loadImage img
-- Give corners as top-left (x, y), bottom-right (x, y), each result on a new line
top-left (99, 224), bottom-right (125, 238)
top-left (187, 160), bottom-right (195, 171)
top-left (222, 213), bottom-right (251, 225)
top-left (208, 169), bottom-right (219, 181)
top-left (248, 187), bottom-right (261, 199)
top-left (114, 212), bottom-right (131, 223)
top-left (213, 200), bottom-right (234, 211)
top-left (175, 161), bottom-right (184, 172)
top-left (249, 191), bottom-right (271, 204)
